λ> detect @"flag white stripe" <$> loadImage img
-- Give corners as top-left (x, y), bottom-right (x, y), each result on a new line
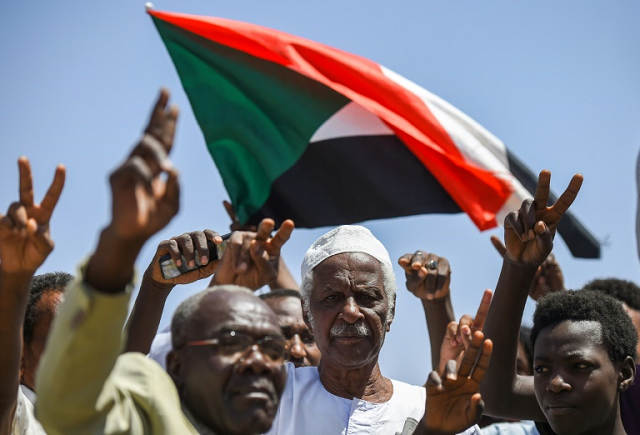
top-left (310, 101), bottom-right (394, 143)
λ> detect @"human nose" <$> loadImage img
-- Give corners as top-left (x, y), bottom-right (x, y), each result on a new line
top-left (289, 335), bottom-right (307, 360)
top-left (339, 297), bottom-right (364, 323)
top-left (547, 373), bottom-right (571, 393)
top-left (236, 344), bottom-right (273, 375)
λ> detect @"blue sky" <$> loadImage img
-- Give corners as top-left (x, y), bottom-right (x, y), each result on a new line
top-left (1, 1), bottom-right (639, 386)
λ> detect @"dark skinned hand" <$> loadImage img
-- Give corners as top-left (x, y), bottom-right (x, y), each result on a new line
top-left (490, 235), bottom-right (565, 300)
top-left (107, 89), bottom-right (180, 243)
top-left (211, 218), bottom-right (294, 290)
top-left (503, 170), bottom-right (582, 268)
top-left (398, 251), bottom-right (451, 300)
top-left (438, 289), bottom-right (492, 375)
top-left (423, 331), bottom-right (493, 435)
top-left (0, 157), bottom-right (65, 275)
top-left (143, 229), bottom-right (224, 293)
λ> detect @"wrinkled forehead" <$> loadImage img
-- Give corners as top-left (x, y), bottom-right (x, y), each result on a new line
top-left (191, 291), bottom-right (281, 337)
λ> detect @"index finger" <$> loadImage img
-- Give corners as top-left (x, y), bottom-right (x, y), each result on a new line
top-left (471, 289), bottom-right (492, 331)
top-left (38, 165), bottom-right (66, 224)
top-left (144, 88), bottom-right (170, 141)
top-left (160, 105), bottom-right (178, 153)
top-left (18, 157), bottom-right (34, 208)
top-left (266, 219), bottom-right (294, 255)
top-left (550, 173), bottom-right (583, 217)
top-left (533, 170), bottom-right (551, 211)
top-left (397, 253), bottom-right (413, 270)
top-left (254, 218), bottom-right (275, 242)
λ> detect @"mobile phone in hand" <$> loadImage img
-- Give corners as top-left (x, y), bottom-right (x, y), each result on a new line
top-left (159, 232), bottom-right (231, 279)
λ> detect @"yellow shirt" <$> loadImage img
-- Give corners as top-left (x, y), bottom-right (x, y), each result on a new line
top-left (35, 272), bottom-right (200, 435)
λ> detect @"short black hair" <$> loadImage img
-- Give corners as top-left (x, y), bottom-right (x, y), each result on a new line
top-left (531, 290), bottom-right (637, 362)
top-left (259, 289), bottom-right (302, 301)
top-left (24, 272), bottom-right (74, 344)
top-left (583, 278), bottom-right (640, 311)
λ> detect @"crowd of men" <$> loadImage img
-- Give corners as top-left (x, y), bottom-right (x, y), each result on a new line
top-left (1, 90), bottom-right (638, 435)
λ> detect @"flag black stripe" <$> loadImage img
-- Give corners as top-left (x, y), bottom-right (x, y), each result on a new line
top-left (248, 135), bottom-right (461, 228)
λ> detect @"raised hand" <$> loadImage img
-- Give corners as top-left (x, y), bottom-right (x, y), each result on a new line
top-left (398, 251), bottom-right (451, 300)
top-left (211, 218), bottom-right (294, 290)
top-left (126, 229), bottom-right (225, 354)
top-left (423, 332), bottom-right (492, 435)
top-left (85, 89), bottom-right (180, 294)
top-left (144, 229), bottom-right (224, 292)
top-left (503, 170), bottom-right (582, 267)
top-left (108, 89), bottom-right (179, 243)
top-left (438, 289), bottom-right (492, 374)
top-left (490, 235), bottom-right (565, 300)
top-left (0, 157), bottom-right (65, 274)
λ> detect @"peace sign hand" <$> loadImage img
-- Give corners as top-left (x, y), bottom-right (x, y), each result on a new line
top-left (503, 170), bottom-right (582, 268)
top-left (0, 157), bottom-right (65, 274)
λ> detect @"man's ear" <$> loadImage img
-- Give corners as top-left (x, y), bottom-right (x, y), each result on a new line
top-left (386, 293), bottom-right (397, 332)
top-left (618, 356), bottom-right (636, 393)
top-left (166, 350), bottom-right (184, 390)
top-left (301, 303), bottom-right (313, 335)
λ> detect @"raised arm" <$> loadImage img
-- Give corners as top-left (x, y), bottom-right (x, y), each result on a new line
top-left (125, 229), bottom-right (222, 354)
top-left (36, 89), bottom-right (180, 435)
top-left (0, 157), bottom-right (64, 435)
top-left (481, 170), bottom-right (583, 421)
top-left (398, 251), bottom-right (455, 370)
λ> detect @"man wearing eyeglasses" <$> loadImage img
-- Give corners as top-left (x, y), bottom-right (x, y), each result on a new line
top-left (166, 285), bottom-right (287, 434)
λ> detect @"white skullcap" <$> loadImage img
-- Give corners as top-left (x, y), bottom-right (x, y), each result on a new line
top-left (301, 225), bottom-right (392, 278)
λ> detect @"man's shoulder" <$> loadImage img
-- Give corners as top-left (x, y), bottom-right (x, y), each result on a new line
top-left (108, 352), bottom-right (198, 434)
top-left (112, 352), bottom-right (179, 397)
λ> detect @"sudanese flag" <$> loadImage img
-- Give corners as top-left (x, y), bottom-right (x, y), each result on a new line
top-left (149, 9), bottom-right (599, 259)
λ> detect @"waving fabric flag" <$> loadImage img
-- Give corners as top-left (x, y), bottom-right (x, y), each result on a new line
top-left (149, 9), bottom-right (600, 259)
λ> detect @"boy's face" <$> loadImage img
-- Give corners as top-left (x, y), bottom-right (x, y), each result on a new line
top-left (533, 320), bottom-right (623, 435)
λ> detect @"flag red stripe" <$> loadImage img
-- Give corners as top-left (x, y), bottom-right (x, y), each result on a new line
top-left (149, 10), bottom-right (512, 229)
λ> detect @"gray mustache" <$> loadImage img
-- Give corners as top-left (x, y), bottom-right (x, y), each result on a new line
top-left (330, 322), bottom-right (371, 337)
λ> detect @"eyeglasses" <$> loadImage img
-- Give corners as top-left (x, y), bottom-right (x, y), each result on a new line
top-left (185, 330), bottom-right (289, 362)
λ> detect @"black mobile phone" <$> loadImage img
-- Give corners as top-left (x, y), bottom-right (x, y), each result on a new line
top-left (159, 232), bottom-right (231, 280)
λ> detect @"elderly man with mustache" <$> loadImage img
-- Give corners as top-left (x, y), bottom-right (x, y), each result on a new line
top-left (262, 225), bottom-right (489, 435)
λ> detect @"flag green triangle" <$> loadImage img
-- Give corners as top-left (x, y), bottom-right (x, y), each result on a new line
top-left (153, 18), bottom-right (350, 222)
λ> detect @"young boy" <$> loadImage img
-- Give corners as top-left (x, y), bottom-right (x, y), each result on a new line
top-left (530, 290), bottom-right (636, 435)
top-left (481, 170), bottom-right (637, 435)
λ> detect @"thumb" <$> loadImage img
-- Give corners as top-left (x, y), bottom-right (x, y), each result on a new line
top-left (27, 220), bottom-right (54, 257)
top-left (490, 235), bottom-right (507, 257)
top-left (534, 221), bottom-right (553, 263)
